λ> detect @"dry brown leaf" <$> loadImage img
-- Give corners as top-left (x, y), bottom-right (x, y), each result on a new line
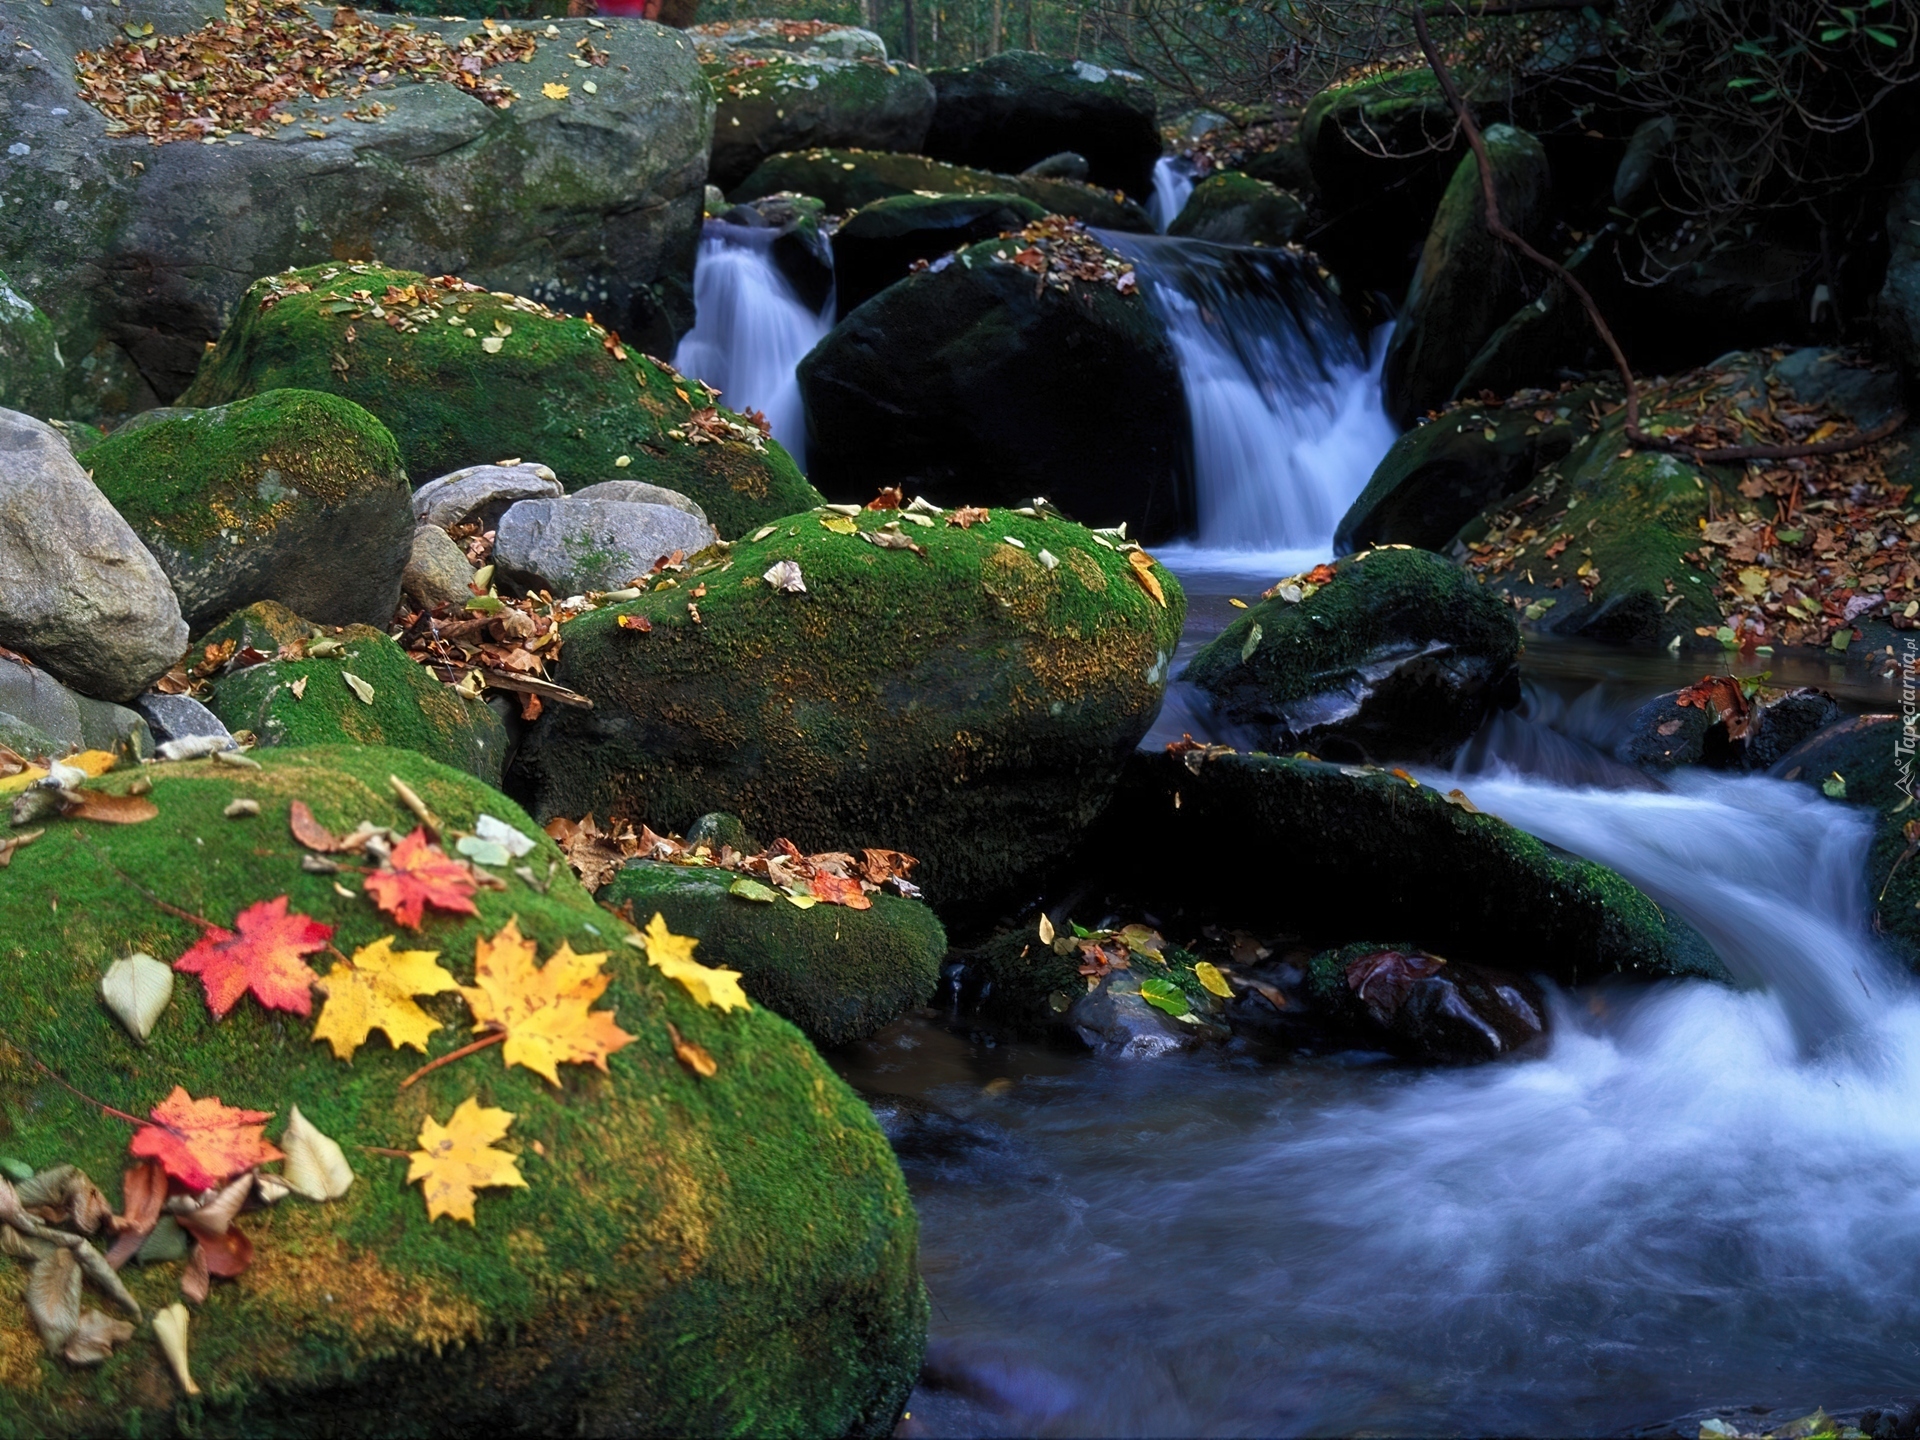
top-left (667, 1021), bottom-right (717, 1078)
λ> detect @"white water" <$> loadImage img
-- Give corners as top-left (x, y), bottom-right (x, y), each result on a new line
top-left (672, 221), bottom-right (832, 465)
top-left (1146, 155), bottom-right (1197, 233)
top-left (1104, 232), bottom-right (1399, 575)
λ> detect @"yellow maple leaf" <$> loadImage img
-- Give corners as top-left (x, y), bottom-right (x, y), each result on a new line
top-left (462, 918), bottom-right (635, 1086)
top-left (406, 1096), bottom-right (526, 1224)
top-left (638, 912), bottom-right (751, 1012)
top-left (541, 81), bottom-right (570, 100)
top-left (311, 936), bottom-right (461, 1062)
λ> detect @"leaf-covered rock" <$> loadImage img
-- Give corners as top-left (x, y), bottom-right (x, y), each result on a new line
top-left (0, 744), bottom-right (924, 1434)
top-left (1303, 941), bottom-right (1547, 1064)
top-left (1182, 547), bottom-right (1521, 764)
top-left (1165, 171), bottom-right (1307, 248)
top-left (200, 603), bottom-right (510, 786)
top-left (601, 860), bottom-right (945, 1047)
top-left (179, 265), bottom-right (818, 540)
top-left (80, 390), bottom-right (413, 632)
top-left (517, 510), bottom-right (1186, 914)
top-left (829, 191), bottom-right (1047, 318)
top-left (732, 147), bottom-right (1153, 231)
top-left (798, 234), bottom-right (1191, 538)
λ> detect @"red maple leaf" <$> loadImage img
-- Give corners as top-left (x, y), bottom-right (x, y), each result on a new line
top-left (364, 829), bottom-right (480, 930)
top-left (174, 896), bottom-right (332, 1018)
top-left (128, 1087), bottom-right (284, 1191)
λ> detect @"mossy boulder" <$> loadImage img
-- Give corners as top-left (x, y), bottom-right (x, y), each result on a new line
top-left (0, 743), bottom-right (924, 1435)
top-left (731, 148), bottom-right (1154, 232)
top-left (1382, 125), bottom-right (1553, 428)
top-left (600, 861), bottom-right (945, 1047)
top-left (1165, 171), bottom-right (1307, 248)
top-left (798, 236), bottom-right (1191, 539)
top-left (1183, 547), bottom-right (1521, 763)
top-left (1303, 941), bottom-right (1547, 1064)
top-left (1334, 387), bottom-right (1603, 554)
top-left (699, 30), bottom-right (935, 191)
top-left (178, 265), bottom-right (819, 540)
top-left (516, 509), bottom-right (1186, 915)
top-left (79, 390), bottom-right (413, 633)
top-left (198, 604), bottom-right (509, 785)
top-left (924, 51), bottom-right (1160, 198)
top-left (0, 269), bottom-right (64, 420)
top-left (1101, 748), bottom-right (1728, 986)
top-left (830, 192), bottom-right (1047, 318)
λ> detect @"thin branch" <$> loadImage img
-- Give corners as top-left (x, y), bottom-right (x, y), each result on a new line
top-left (399, 1029), bottom-right (506, 1089)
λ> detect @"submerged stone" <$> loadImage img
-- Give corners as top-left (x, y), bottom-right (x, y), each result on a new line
top-left (1304, 942), bottom-right (1547, 1064)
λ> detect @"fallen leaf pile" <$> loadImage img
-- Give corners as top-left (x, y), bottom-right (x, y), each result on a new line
top-left (1170, 118), bottom-right (1292, 179)
top-left (546, 812), bottom-right (923, 907)
top-left (993, 215), bottom-right (1140, 296)
top-left (1672, 672), bottom-right (1762, 739)
top-left (74, 1), bottom-right (538, 145)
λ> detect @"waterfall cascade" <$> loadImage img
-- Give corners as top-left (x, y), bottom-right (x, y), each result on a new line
top-left (671, 220), bottom-right (833, 465)
top-left (1146, 154), bottom-right (1197, 233)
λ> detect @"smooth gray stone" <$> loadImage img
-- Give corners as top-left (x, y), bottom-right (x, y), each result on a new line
top-left (0, 655), bottom-right (153, 758)
top-left (569, 480), bottom-right (708, 523)
top-left (132, 691), bottom-right (231, 746)
top-left (494, 496), bottom-right (716, 596)
top-left (403, 525), bottom-right (477, 610)
top-left (412, 464), bottom-right (563, 530)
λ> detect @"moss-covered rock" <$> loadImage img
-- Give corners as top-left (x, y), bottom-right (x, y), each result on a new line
top-left (1382, 125), bottom-right (1553, 428)
top-left (925, 51), bottom-right (1160, 198)
top-left (1303, 941), bottom-right (1547, 1063)
top-left (0, 269), bottom-right (64, 420)
top-left (178, 265), bottom-right (819, 540)
top-left (731, 148), bottom-right (1154, 231)
top-left (798, 235), bottom-right (1191, 538)
top-left (1618, 680), bottom-right (1840, 773)
top-left (1334, 386), bottom-right (1603, 554)
top-left (0, 743), bottom-right (924, 1435)
top-left (949, 928), bottom-right (1219, 1041)
top-left (1183, 547), bottom-right (1521, 763)
top-left (600, 861), bottom-right (944, 1047)
top-left (699, 30), bottom-right (935, 191)
top-left (830, 191), bottom-right (1047, 318)
top-left (1101, 748), bottom-right (1728, 985)
top-left (199, 605), bottom-right (509, 785)
top-left (79, 390), bottom-right (413, 633)
top-left (1165, 171), bottom-right (1306, 247)
top-left (516, 509), bottom-right (1186, 915)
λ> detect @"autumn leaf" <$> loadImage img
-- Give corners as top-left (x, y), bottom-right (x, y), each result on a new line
top-left (129, 1088), bottom-right (283, 1192)
top-left (666, 1021), bottom-right (717, 1078)
top-left (461, 918), bottom-right (635, 1086)
top-left (364, 829), bottom-right (480, 930)
top-left (407, 1097), bottom-right (526, 1224)
top-left (637, 912), bottom-right (751, 1012)
top-left (541, 81), bottom-right (569, 99)
top-left (1127, 550), bottom-right (1166, 607)
top-left (947, 506), bottom-right (990, 528)
top-left (806, 871), bottom-right (871, 909)
top-left (312, 937), bottom-right (461, 1061)
top-left (289, 800), bottom-right (345, 852)
top-left (174, 896), bottom-right (332, 1018)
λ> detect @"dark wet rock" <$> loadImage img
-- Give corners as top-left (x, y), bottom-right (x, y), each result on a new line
top-left (1182, 547), bottom-right (1521, 764)
top-left (79, 389), bottom-right (414, 633)
top-left (0, 268), bottom-right (63, 420)
top-left (1305, 942), bottom-right (1547, 1064)
top-left (492, 495), bottom-right (716, 597)
top-left (130, 691), bottom-right (229, 748)
top-left (1021, 151), bottom-right (1090, 182)
top-left (516, 512), bottom-right (1184, 915)
top-left (598, 859), bottom-right (945, 1048)
top-left (925, 52), bottom-right (1158, 197)
top-left (696, 23), bottom-right (935, 192)
top-left (798, 233), bottom-right (1190, 538)
top-left (1383, 124), bottom-right (1553, 428)
top-left (0, 7), bottom-right (711, 423)
top-left (715, 192), bottom-right (837, 313)
top-left (1620, 682), bottom-right (1841, 772)
top-left (1334, 387), bottom-right (1603, 554)
top-left (1882, 150), bottom-right (1920, 379)
top-left (732, 148), bottom-right (1153, 232)
top-left (830, 192), bottom-right (1048, 319)
top-left (0, 653), bottom-right (152, 760)
top-left (1100, 748), bottom-right (1729, 986)
top-left (412, 463), bottom-right (563, 531)
top-left (402, 525), bottom-right (478, 611)
top-left (1453, 236), bottom-right (1612, 400)
top-left (1166, 171), bottom-right (1307, 248)
top-left (0, 410), bottom-right (187, 702)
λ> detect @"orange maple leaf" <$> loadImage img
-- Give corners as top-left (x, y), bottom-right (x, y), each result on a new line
top-left (364, 829), bottom-right (480, 930)
top-left (128, 1086), bottom-right (284, 1191)
top-left (461, 918), bottom-right (635, 1086)
top-left (807, 871), bottom-right (872, 910)
top-left (173, 896), bottom-right (332, 1018)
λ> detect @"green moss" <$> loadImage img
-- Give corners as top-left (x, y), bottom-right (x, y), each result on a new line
top-left (956, 929), bottom-right (1214, 1036)
top-left (519, 509), bottom-right (1186, 914)
top-left (80, 390), bottom-right (400, 548)
top-left (0, 270), bottom-right (65, 421)
top-left (0, 745), bottom-right (923, 1435)
top-left (600, 862), bottom-right (944, 1047)
top-left (203, 608), bottom-right (509, 785)
top-left (1165, 171), bottom-right (1305, 247)
top-left (178, 266), bottom-right (819, 539)
top-left (731, 149), bottom-right (1152, 231)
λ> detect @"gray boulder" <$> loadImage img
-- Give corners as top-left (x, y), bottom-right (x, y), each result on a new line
top-left (130, 691), bottom-right (231, 748)
top-left (0, 409), bottom-right (187, 701)
top-left (0, 3), bottom-right (714, 425)
top-left (494, 496), bottom-right (717, 595)
top-left (402, 525), bottom-right (477, 611)
top-left (0, 269), bottom-right (64, 420)
top-left (412, 463), bottom-right (564, 531)
top-left (0, 654), bottom-right (152, 759)
top-left (569, 479), bottom-right (709, 522)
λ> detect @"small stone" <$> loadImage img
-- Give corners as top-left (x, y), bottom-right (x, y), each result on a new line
top-left (401, 525), bottom-right (476, 610)
top-left (411, 463), bottom-right (563, 530)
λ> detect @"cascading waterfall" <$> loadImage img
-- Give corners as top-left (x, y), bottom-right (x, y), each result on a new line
top-left (1146, 155), bottom-right (1197, 233)
top-left (1103, 231), bottom-right (1398, 572)
top-left (672, 220), bottom-right (833, 465)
